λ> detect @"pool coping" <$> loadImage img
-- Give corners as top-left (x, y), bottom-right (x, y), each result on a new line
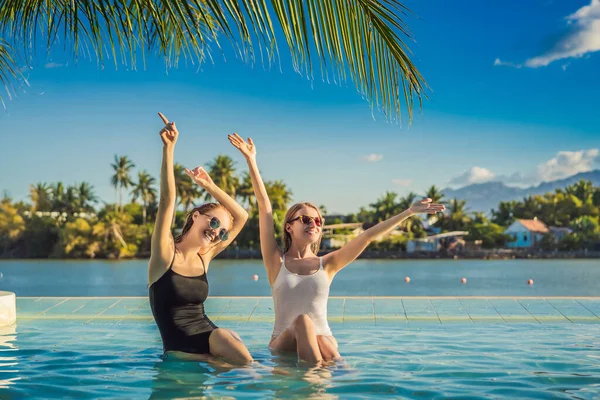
top-left (13, 296), bottom-right (600, 324)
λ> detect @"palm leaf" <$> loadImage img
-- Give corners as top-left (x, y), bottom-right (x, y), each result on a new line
top-left (1, 0), bottom-right (426, 121)
top-left (0, 38), bottom-right (24, 108)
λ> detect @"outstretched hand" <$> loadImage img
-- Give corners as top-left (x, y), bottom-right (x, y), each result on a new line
top-left (228, 133), bottom-right (256, 160)
top-left (409, 198), bottom-right (445, 215)
top-left (158, 112), bottom-right (178, 149)
top-left (185, 166), bottom-right (214, 189)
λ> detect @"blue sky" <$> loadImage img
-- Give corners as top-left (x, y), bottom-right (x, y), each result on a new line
top-left (1, 0), bottom-right (599, 214)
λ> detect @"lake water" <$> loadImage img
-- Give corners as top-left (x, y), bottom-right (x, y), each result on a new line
top-left (1, 259), bottom-right (599, 297)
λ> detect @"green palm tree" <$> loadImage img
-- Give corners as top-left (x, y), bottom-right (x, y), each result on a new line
top-left (566, 180), bottom-right (594, 203)
top-left (1, 1), bottom-right (426, 122)
top-left (319, 205), bottom-right (328, 217)
top-left (424, 185), bottom-right (445, 204)
top-left (238, 172), bottom-right (256, 214)
top-left (29, 183), bottom-right (52, 212)
top-left (110, 155), bottom-right (135, 213)
top-left (265, 180), bottom-right (293, 212)
top-left (180, 184), bottom-right (201, 215)
top-left (370, 191), bottom-right (398, 222)
top-left (398, 192), bottom-right (418, 211)
top-left (77, 182), bottom-right (98, 214)
top-left (64, 185), bottom-right (79, 215)
top-left (446, 198), bottom-right (470, 231)
top-left (471, 211), bottom-right (488, 224)
top-left (131, 171), bottom-right (157, 223)
top-left (50, 182), bottom-right (66, 213)
top-left (174, 163), bottom-right (200, 214)
top-left (208, 155), bottom-right (239, 198)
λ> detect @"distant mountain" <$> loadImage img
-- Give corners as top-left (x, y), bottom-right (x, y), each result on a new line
top-left (442, 170), bottom-right (600, 214)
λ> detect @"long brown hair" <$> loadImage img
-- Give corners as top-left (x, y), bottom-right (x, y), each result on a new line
top-left (282, 202), bottom-right (323, 254)
top-left (174, 203), bottom-right (232, 244)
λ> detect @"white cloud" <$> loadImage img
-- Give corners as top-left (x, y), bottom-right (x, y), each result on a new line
top-left (392, 179), bottom-right (412, 187)
top-left (449, 167), bottom-right (496, 186)
top-left (493, 58), bottom-right (523, 68)
top-left (526, 0), bottom-right (600, 68)
top-left (495, 1), bottom-right (600, 69)
top-left (449, 148), bottom-right (600, 188)
top-left (44, 62), bottom-right (65, 69)
top-left (361, 153), bottom-right (383, 162)
top-left (496, 171), bottom-right (538, 186)
top-left (536, 148), bottom-right (599, 181)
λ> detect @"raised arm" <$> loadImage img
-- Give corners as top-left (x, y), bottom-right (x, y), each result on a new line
top-left (149, 113), bottom-right (178, 284)
top-left (324, 198), bottom-right (445, 278)
top-left (184, 166), bottom-right (249, 261)
top-left (228, 133), bottom-right (282, 285)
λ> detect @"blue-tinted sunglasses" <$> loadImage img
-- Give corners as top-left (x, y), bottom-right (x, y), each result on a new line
top-left (207, 216), bottom-right (229, 241)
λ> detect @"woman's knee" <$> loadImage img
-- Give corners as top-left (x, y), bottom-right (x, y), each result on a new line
top-left (293, 314), bottom-right (315, 332)
top-left (210, 329), bottom-right (253, 363)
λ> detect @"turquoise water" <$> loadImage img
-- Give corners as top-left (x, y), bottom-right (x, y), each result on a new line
top-left (1, 259), bottom-right (600, 296)
top-left (1, 321), bottom-right (599, 399)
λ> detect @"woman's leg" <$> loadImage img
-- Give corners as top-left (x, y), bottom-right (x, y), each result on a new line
top-left (209, 328), bottom-right (253, 365)
top-left (316, 335), bottom-right (340, 362)
top-left (270, 314), bottom-right (322, 364)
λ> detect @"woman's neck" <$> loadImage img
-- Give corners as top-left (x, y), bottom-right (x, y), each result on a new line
top-left (176, 237), bottom-right (203, 259)
top-left (286, 243), bottom-right (315, 259)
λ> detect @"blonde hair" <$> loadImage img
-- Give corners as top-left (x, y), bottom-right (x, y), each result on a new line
top-left (174, 203), bottom-right (233, 244)
top-left (282, 202), bottom-right (323, 254)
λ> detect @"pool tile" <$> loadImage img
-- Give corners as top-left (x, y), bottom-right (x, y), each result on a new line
top-left (204, 298), bottom-right (232, 314)
top-left (99, 298), bottom-right (150, 318)
top-left (248, 298), bottom-right (274, 322)
top-left (17, 298), bottom-right (66, 317)
top-left (488, 299), bottom-right (537, 323)
top-left (430, 299), bottom-right (471, 322)
top-left (327, 298), bottom-right (344, 321)
top-left (13, 297), bottom-right (600, 326)
top-left (402, 299), bottom-right (440, 323)
top-left (343, 299), bottom-right (374, 322)
top-left (577, 299), bottom-right (600, 317)
top-left (459, 299), bottom-right (503, 322)
top-left (221, 298), bottom-right (259, 314)
top-left (37, 298), bottom-right (93, 318)
top-left (373, 298), bottom-right (405, 316)
top-left (547, 299), bottom-right (598, 322)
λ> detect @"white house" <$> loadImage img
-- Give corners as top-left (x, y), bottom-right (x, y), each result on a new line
top-left (505, 218), bottom-right (548, 249)
top-left (406, 231), bottom-right (469, 253)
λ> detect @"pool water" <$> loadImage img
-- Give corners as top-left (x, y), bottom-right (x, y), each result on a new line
top-left (1, 320), bottom-right (599, 399)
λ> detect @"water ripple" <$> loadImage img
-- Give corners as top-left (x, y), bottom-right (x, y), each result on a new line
top-left (0, 322), bottom-right (599, 398)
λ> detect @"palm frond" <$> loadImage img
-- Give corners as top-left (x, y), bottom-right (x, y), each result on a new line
top-left (0, 0), bottom-right (426, 121)
top-left (0, 38), bottom-right (24, 108)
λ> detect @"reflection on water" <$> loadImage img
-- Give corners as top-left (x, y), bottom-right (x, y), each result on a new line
top-left (0, 324), bottom-right (19, 389)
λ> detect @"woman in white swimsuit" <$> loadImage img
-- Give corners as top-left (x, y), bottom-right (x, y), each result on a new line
top-left (228, 133), bottom-right (445, 364)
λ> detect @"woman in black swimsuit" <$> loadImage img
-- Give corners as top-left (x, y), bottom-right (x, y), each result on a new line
top-left (148, 113), bottom-right (252, 365)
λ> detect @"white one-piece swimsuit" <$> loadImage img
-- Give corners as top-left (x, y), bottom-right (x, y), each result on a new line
top-left (271, 255), bottom-right (333, 338)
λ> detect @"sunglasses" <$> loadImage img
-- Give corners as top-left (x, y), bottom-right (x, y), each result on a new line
top-left (288, 215), bottom-right (324, 227)
top-left (207, 216), bottom-right (230, 241)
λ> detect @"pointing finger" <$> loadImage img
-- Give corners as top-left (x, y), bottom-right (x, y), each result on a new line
top-left (158, 112), bottom-right (169, 125)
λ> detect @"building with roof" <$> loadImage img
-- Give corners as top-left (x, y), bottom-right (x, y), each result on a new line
top-left (406, 231), bottom-right (469, 253)
top-left (504, 218), bottom-right (549, 248)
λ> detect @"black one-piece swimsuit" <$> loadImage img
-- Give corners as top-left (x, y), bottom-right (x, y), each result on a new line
top-left (149, 254), bottom-right (218, 354)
